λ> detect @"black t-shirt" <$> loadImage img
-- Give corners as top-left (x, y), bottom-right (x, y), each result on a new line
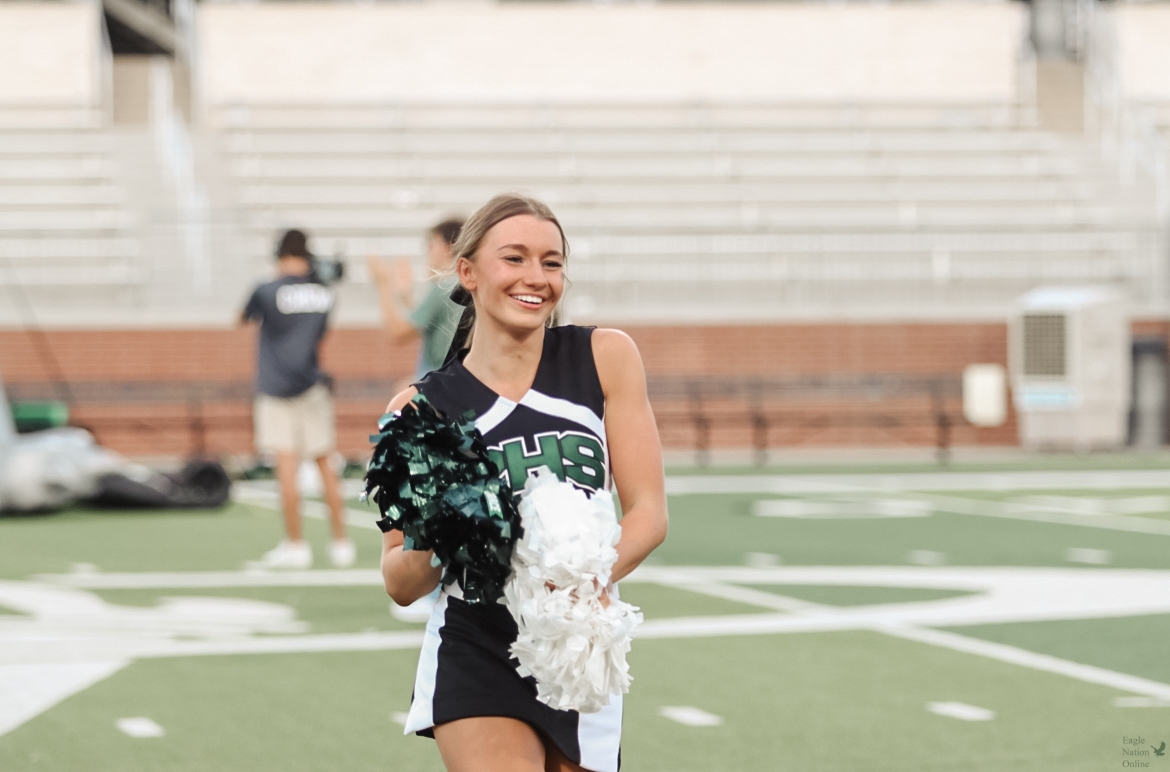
top-left (242, 275), bottom-right (333, 397)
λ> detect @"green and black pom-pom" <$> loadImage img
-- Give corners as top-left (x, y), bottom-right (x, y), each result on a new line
top-left (363, 394), bottom-right (521, 604)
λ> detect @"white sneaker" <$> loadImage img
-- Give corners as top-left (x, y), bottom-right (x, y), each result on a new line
top-left (329, 538), bottom-right (356, 568)
top-left (390, 588), bottom-right (439, 623)
top-left (259, 540), bottom-right (312, 570)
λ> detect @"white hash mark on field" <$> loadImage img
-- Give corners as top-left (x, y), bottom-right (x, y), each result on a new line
top-left (907, 550), bottom-right (946, 566)
top-left (116, 717), bottom-right (165, 737)
top-left (744, 552), bottom-right (780, 568)
top-left (659, 706), bottom-right (724, 726)
top-left (391, 712), bottom-right (410, 725)
top-left (927, 702), bottom-right (995, 721)
top-left (1066, 548), bottom-right (1111, 565)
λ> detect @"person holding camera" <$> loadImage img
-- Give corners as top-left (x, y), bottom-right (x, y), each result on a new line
top-left (240, 229), bottom-right (354, 569)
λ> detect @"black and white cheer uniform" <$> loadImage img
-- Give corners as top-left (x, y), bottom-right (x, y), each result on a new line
top-left (401, 325), bottom-right (622, 772)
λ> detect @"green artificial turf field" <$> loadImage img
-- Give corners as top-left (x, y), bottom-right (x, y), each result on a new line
top-left (3, 459), bottom-right (1170, 771)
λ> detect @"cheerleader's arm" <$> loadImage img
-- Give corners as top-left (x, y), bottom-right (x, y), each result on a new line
top-left (381, 529), bottom-right (442, 606)
top-left (593, 328), bottom-right (669, 584)
top-left (378, 386), bottom-right (443, 605)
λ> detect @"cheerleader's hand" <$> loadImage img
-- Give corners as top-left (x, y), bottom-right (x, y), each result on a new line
top-left (366, 254), bottom-right (390, 283)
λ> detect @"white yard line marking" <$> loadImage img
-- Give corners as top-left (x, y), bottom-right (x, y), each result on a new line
top-left (36, 569), bottom-right (383, 589)
top-left (666, 470), bottom-right (1170, 496)
top-left (658, 706), bottom-right (724, 727)
top-left (0, 662), bottom-right (128, 738)
top-left (926, 702), bottom-right (995, 721)
top-left (1009, 495), bottom-right (1170, 517)
top-left (657, 580), bottom-right (828, 613)
top-left (1115, 696), bottom-right (1170, 708)
top-left (116, 717), bottom-right (165, 738)
top-left (233, 483), bottom-right (381, 531)
top-left (883, 626), bottom-right (1170, 700)
top-left (133, 630), bottom-right (425, 659)
top-left (753, 497), bottom-right (932, 519)
top-left (906, 491), bottom-right (1170, 537)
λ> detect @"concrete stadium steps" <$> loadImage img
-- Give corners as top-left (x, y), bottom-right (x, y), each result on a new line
top-left (0, 106), bottom-right (106, 130)
top-left (0, 211), bottom-right (133, 230)
top-left (0, 185), bottom-right (124, 207)
top-left (206, 102), bottom-right (1165, 322)
top-left (234, 180), bottom-right (1103, 207)
top-left (0, 119), bottom-right (143, 300)
top-left (0, 158), bottom-right (118, 180)
top-left (222, 130), bottom-right (1062, 156)
top-left (0, 256), bottom-right (141, 286)
top-left (239, 203), bottom-right (1151, 233)
top-left (210, 103), bottom-right (1033, 131)
top-left (0, 133), bottom-right (114, 156)
top-left (226, 155), bottom-right (1082, 181)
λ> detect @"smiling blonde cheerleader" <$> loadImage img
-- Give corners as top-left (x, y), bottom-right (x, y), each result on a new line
top-left (379, 194), bottom-right (668, 772)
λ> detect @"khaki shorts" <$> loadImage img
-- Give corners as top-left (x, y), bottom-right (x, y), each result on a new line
top-left (254, 383), bottom-right (336, 459)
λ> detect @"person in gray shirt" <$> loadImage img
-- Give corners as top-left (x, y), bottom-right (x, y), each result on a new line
top-left (240, 229), bottom-right (352, 570)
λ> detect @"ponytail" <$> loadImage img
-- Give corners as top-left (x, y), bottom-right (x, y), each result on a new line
top-left (443, 285), bottom-right (476, 366)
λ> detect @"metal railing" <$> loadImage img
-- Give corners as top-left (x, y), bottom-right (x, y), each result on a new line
top-left (647, 374), bottom-right (966, 465)
top-left (6, 375), bottom-right (967, 461)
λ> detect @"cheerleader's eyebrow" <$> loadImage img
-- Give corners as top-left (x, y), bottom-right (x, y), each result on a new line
top-left (496, 243), bottom-right (563, 258)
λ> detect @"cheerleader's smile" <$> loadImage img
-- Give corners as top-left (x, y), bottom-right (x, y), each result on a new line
top-left (510, 293), bottom-right (546, 310)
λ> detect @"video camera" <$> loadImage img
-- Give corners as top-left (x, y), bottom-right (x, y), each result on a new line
top-left (311, 253), bottom-right (346, 285)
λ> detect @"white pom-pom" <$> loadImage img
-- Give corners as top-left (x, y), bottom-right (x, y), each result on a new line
top-left (502, 468), bottom-right (643, 713)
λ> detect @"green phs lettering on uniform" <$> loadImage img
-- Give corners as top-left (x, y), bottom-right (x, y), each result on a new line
top-left (560, 433), bottom-right (606, 491)
top-left (497, 433), bottom-right (565, 489)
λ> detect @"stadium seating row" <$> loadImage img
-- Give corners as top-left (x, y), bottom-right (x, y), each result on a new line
top-left (0, 95), bottom-right (1164, 329)
top-left (207, 102), bottom-right (1163, 324)
top-left (0, 110), bottom-right (140, 297)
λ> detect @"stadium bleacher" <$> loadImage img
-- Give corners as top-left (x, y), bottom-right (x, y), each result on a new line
top-left (0, 97), bottom-right (1162, 329)
top-left (208, 100), bottom-right (1164, 324)
top-left (0, 106), bottom-right (143, 309)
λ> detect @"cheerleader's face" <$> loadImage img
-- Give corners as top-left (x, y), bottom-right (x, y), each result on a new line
top-left (458, 214), bottom-right (565, 332)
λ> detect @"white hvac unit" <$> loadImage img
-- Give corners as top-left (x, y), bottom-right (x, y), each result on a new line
top-left (1010, 286), bottom-right (1130, 450)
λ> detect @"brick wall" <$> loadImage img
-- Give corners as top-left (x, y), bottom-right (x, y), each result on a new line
top-left (0, 327), bottom-right (414, 458)
top-left (623, 322), bottom-right (1017, 450)
top-left (0, 321), bottom-right (1027, 457)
